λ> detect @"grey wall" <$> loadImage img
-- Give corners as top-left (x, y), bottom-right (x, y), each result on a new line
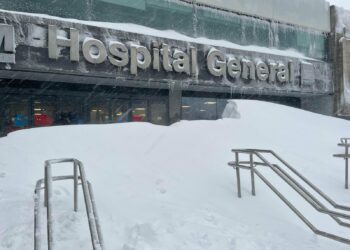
top-left (330, 6), bottom-right (350, 116)
top-left (185, 0), bottom-right (331, 32)
top-left (301, 95), bottom-right (334, 115)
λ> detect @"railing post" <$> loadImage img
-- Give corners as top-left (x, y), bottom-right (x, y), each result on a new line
top-left (34, 182), bottom-right (41, 250)
top-left (74, 160), bottom-right (79, 212)
top-left (88, 182), bottom-right (104, 248)
top-left (235, 152), bottom-right (242, 198)
top-left (346, 145), bottom-right (349, 189)
top-left (44, 166), bottom-right (48, 208)
top-left (78, 161), bottom-right (99, 250)
top-left (250, 153), bottom-right (256, 196)
top-left (45, 164), bottom-right (54, 250)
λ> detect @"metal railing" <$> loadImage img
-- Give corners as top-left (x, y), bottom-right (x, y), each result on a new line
top-left (228, 149), bottom-right (350, 245)
top-left (34, 158), bottom-right (104, 250)
top-left (333, 138), bottom-right (350, 189)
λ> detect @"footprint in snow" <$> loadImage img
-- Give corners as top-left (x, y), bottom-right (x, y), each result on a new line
top-left (155, 179), bottom-right (167, 194)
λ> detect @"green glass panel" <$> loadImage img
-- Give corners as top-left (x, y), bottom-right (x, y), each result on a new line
top-left (0, 0), bottom-right (328, 60)
top-left (99, 0), bottom-right (146, 10)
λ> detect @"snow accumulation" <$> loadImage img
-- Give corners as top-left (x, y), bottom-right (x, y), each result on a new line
top-left (0, 8), bottom-right (315, 60)
top-left (1, 100), bottom-right (350, 250)
top-left (328, 0), bottom-right (350, 11)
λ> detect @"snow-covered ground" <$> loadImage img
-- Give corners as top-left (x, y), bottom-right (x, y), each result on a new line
top-left (329, 0), bottom-right (350, 10)
top-left (1, 100), bottom-right (350, 250)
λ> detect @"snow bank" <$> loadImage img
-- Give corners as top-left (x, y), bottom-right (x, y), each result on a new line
top-left (1, 100), bottom-right (350, 250)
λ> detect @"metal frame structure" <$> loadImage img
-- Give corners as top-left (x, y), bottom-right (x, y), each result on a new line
top-left (228, 149), bottom-right (350, 245)
top-left (34, 158), bottom-right (104, 250)
top-left (333, 138), bottom-right (350, 189)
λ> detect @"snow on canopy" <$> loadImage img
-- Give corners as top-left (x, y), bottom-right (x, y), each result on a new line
top-left (328, 0), bottom-right (350, 11)
top-left (1, 100), bottom-right (350, 249)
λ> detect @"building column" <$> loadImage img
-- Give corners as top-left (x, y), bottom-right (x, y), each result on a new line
top-left (169, 86), bottom-right (182, 124)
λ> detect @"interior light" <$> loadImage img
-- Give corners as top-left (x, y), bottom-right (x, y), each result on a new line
top-left (116, 112), bottom-right (123, 116)
top-left (200, 109), bottom-right (207, 112)
top-left (34, 108), bottom-right (42, 111)
top-left (91, 109), bottom-right (97, 112)
top-left (134, 108), bottom-right (146, 111)
top-left (204, 102), bottom-right (217, 105)
top-left (182, 106), bottom-right (191, 109)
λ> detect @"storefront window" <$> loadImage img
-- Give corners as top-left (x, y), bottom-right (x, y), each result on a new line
top-left (217, 99), bottom-right (228, 118)
top-left (111, 100), bottom-right (130, 123)
top-left (150, 100), bottom-right (168, 125)
top-left (4, 98), bottom-right (30, 134)
top-left (182, 97), bottom-right (218, 120)
top-left (131, 100), bottom-right (147, 122)
top-left (89, 102), bottom-right (110, 124)
top-left (33, 98), bottom-right (56, 127)
top-left (57, 98), bottom-right (85, 125)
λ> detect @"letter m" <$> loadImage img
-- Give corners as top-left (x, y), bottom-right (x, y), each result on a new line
top-left (0, 24), bottom-right (15, 64)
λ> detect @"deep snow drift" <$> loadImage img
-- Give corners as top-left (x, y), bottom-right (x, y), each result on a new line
top-left (1, 100), bottom-right (350, 250)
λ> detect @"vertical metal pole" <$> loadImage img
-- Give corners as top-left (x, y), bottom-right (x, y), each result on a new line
top-left (44, 167), bottom-right (48, 208)
top-left (78, 161), bottom-right (99, 250)
top-left (346, 146), bottom-right (349, 189)
top-left (34, 182), bottom-right (41, 250)
top-left (74, 161), bottom-right (79, 212)
top-left (235, 152), bottom-right (242, 198)
top-left (88, 182), bottom-right (104, 248)
top-left (250, 153), bottom-right (256, 196)
top-left (46, 165), bottom-right (54, 250)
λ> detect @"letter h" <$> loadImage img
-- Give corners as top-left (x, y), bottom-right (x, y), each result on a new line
top-left (48, 25), bottom-right (79, 61)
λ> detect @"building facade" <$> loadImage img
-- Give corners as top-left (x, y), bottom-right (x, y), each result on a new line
top-left (0, 0), bottom-right (347, 135)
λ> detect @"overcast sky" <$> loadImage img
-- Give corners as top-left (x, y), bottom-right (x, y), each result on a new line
top-left (328, 0), bottom-right (350, 10)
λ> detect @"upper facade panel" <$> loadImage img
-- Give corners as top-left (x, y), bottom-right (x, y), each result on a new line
top-left (186, 0), bottom-right (331, 32)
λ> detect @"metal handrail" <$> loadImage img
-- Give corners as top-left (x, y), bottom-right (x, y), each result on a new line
top-left (34, 158), bottom-right (104, 250)
top-left (233, 149), bottom-right (350, 211)
top-left (229, 149), bottom-right (350, 245)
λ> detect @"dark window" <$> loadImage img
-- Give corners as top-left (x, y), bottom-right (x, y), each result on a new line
top-left (33, 97), bottom-right (57, 127)
top-left (131, 100), bottom-right (147, 122)
top-left (182, 97), bottom-right (218, 120)
top-left (4, 97), bottom-right (30, 134)
top-left (111, 100), bottom-right (130, 123)
top-left (57, 97), bottom-right (86, 125)
top-left (89, 101), bottom-right (110, 124)
top-left (150, 100), bottom-right (168, 125)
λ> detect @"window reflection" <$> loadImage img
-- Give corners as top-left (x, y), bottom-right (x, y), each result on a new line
top-left (111, 100), bottom-right (130, 123)
top-left (182, 97), bottom-right (217, 120)
top-left (132, 101), bottom-right (147, 122)
top-left (4, 98), bottom-right (30, 134)
top-left (33, 99), bottom-right (56, 127)
top-left (0, 88), bottom-right (170, 135)
top-left (89, 102), bottom-right (110, 124)
top-left (57, 98), bottom-right (85, 125)
top-left (150, 101), bottom-right (168, 125)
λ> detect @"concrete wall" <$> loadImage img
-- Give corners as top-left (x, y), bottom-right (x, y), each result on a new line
top-left (186, 0), bottom-right (330, 32)
top-left (301, 95), bottom-right (334, 115)
top-left (330, 6), bottom-right (350, 116)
